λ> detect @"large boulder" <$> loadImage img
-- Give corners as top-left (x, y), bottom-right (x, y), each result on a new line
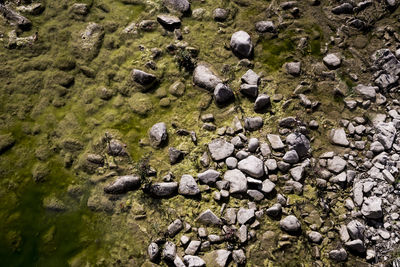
top-left (193, 64), bottom-right (222, 91)
top-left (149, 122), bottom-right (168, 147)
top-left (208, 139), bottom-right (234, 161)
top-left (104, 175), bottom-right (141, 194)
top-left (230, 31), bottom-right (253, 58)
top-left (237, 155), bottom-right (264, 178)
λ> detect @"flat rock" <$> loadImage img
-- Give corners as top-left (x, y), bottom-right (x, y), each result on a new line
top-left (198, 169), bottom-right (220, 184)
top-left (223, 169), bottom-right (248, 194)
top-left (286, 132), bottom-right (311, 158)
top-left (168, 219), bottom-right (183, 237)
top-left (208, 139), bottom-right (234, 161)
top-left (255, 20), bottom-right (276, 33)
top-left (237, 208), bottom-right (255, 225)
top-left (329, 248), bottom-right (348, 262)
top-left (267, 134), bottom-right (285, 150)
top-left (204, 249), bottom-right (231, 267)
top-left (179, 175), bottom-right (200, 196)
top-left (132, 69), bottom-right (157, 87)
top-left (157, 14), bottom-right (181, 30)
top-left (354, 84), bottom-right (377, 100)
top-left (330, 128), bottom-right (349, 147)
top-left (238, 155), bottom-right (264, 178)
top-left (196, 209), bottom-right (222, 225)
top-left (149, 182), bottom-right (178, 197)
top-left (193, 64), bottom-right (222, 91)
top-left (244, 117), bottom-right (263, 131)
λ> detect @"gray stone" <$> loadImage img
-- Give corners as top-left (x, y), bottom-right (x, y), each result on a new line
top-left (237, 208), bottom-right (255, 225)
top-left (196, 209), bottom-right (222, 225)
top-left (376, 122), bottom-right (396, 150)
top-left (148, 242), bottom-right (159, 262)
top-left (323, 53), bottom-right (341, 68)
top-left (168, 219), bottom-right (183, 237)
top-left (183, 255), bottom-right (206, 267)
top-left (286, 62), bottom-right (301, 76)
top-left (238, 155), bottom-right (264, 178)
top-left (214, 83), bottom-right (234, 104)
top-left (240, 84), bottom-right (258, 98)
top-left (382, 169), bottom-right (395, 184)
top-left (223, 169), bottom-right (248, 194)
top-left (347, 220), bottom-right (365, 240)
top-left (247, 190), bottom-right (264, 201)
top-left (162, 241), bottom-right (176, 262)
top-left (280, 215), bottom-right (301, 233)
top-left (261, 179), bottom-right (276, 194)
top-left (149, 182), bottom-right (178, 197)
top-left (289, 165), bottom-right (305, 181)
top-left (266, 203), bottom-right (282, 218)
top-left (149, 122), bottom-right (168, 147)
top-left (267, 134), bottom-right (285, 150)
top-left (354, 84), bottom-right (377, 100)
top-left (265, 159), bottom-right (278, 172)
top-left (157, 14), bottom-right (181, 30)
top-left (329, 248), bottom-right (347, 262)
top-left (169, 147), bottom-right (184, 164)
top-left (283, 150), bottom-right (299, 164)
top-left (286, 132), bottom-right (311, 158)
top-left (241, 69), bottom-right (260, 85)
top-left (179, 175), bottom-right (200, 196)
top-left (248, 137), bottom-right (259, 152)
top-left (361, 197), bottom-right (383, 219)
top-left (255, 21), bottom-right (276, 33)
top-left (104, 175), bottom-right (140, 194)
top-left (330, 128), bottom-right (349, 147)
top-left (198, 169), bottom-right (220, 184)
top-left (132, 69), bottom-right (157, 87)
top-left (230, 31), bottom-right (253, 58)
top-left (327, 156), bottom-right (347, 173)
top-left (213, 8), bottom-right (229, 21)
top-left (244, 117), bottom-right (263, 131)
top-left (185, 240), bottom-right (201, 255)
top-left (208, 139), bottom-right (234, 161)
top-left (225, 157), bottom-right (238, 169)
top-left (308, 231), bottom-right (323, 243)
top-left (224, 208), bottom-right (237, 224)
top-left (254, 94), bottom-right (271, 111)
top-left (232, 249), bottom-right (246, 265)
top-left (174, 256), bottom-right (186, 267)
top-left (193, 64), bottom-right (222, 91)
top-left (163, 0), bottom-right (190, 13)
top-left (332, 3), bottom-right (353, 14)
top-left (345, 239), bottom-right (366, 253)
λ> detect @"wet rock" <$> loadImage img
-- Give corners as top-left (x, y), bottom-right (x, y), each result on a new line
top-left (157, 14), bottom-right (181, 31)
top-left (196, 209), bottom-right (222, 225)
top-left (198, 169), bottom-right (220, 184)
top-left (323, 53), bottom-right (341, 68)
top-left (267, 134), bottom-right (285, 150)
top-left (330, 128), bottom-right (349, 147)
top-left (286, 62), bottom-right (301, 76)
top-left (149, 122), bottom-right (168, 148)
top-left (132, 69), bottom-right (157, 88)
top-left (185, 240), bottom-right (201, 255)
top-left (0, 4), bottom-right (31, 30)
top-left (244, 117), bottom-right (263, 131)
top-left (74, 22), bottom-right (104, 61)
top-left (0, 133), bottom-right (15, 154)
top-left (283, 150), bottom-right (299, 164)
top-left (353, 84), bottom-right (377, 100)
top-left (329, 248), bottom-right (347, 262)
top-left (238, 155), bottom-right (264, 178)
top-left (183, 255), bottom-right (206, 267)
top-left (286, 132), bottom-right (311, 158)
top-left (261, 179), bottom-right (276, 194)
top-left (254, 94), bottom-right (270, 111)
top-left (214, 83), bottom-right (234, 104)
top-left (232, 249), bottom-right (246, 265)
top-left (169, 147), bottom-right (184, 164)
top-left (327, 156), bottom-right (347, 173)
top-left (168, 219), bottom-right (183, 237)
top-left (148, 242), bottom-right (160, 262)
top-left (332, 3), bottom-right (353, 14)
top-left (149, 182), bottom-right (178, 197)
top-left (213, 8), bottom-right (229, 21)
top-left (104, 175), bottom-right (141, 194)
top-left (240, 84), bottom-right (258, 98)
top-left (179, 175), bottom-right (200, 196)
top-left (361, 196), bottom-right (383, 219)
top-left (345, 239), bottom-right (366, 253)
top-left (230, 31), bottom-right (253, 58)
top-left (241, 69), bottom-right (260, 85)
top-left (266, 203), bottom-right (282, 217)
top-left (193, 64), bottom-right (222, 91)
top-left (204, 249), bottom-right (231, 267)
top-left (163, 0), bottom-right (190, 13)
top-left (376, 122), bottom-right (396, 150)
top-left (255, 21), bottom-right (276, 33)
top-left (208, 139), bottom-right (234, 161)
top-left (280, 215), bottom-right (301, 233)
top-left (223, 169), bottom-right (248, 194)
top-left (162, 241), bottom-right (176, 262)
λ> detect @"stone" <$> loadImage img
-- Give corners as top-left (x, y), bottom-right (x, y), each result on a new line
top-left (213, 8), bottom-right (229, 21)
top-left (347, 220), bottom-right (365, 240)
top-left (174, 256), bottom-right (186, 267)
top-left (254, 94), bottom-right (271, 111)
top-left (198, 169), bottom-right (220, 184)
top-left (179, 175), bottom-right (200, 196)
top-left (244, 117), bottom-right (263, 131)
top-left (225, 157), bottom-right (238, 169)
top-left (230, 31), bottom-right (253, 58)
top-left (232, 249), bottom-right (246, 265)
top-left (255, 20), bottom-right (276, 33)
top-left (240, 84), bottom-right (258, 98)
top-left (169, 147), bottom-right (184, 164)
top-left (237, 208), bottom-right (255, 225)
top-left (224, 169), bottom-right (248, 194)
top-left (329, 248), bottom-right (347, 262)
top-left (353, 84), bottom-right (377, 100)
top-left (308, 231), bottom-right (323, 243)
top-left (148, 242), bottom-right (159, 262)
top-left (169, 81), bottom-right (185, 96)
top-left (261, 179), bottom-right (276, 194)
top-left (286, 62), bottom-right (301, 76)
top-left (267, 134), bottom-right (285, 150)
top-left (382, 169), bottom-right (395, 184)
top-left (193, 64), bottom-right (222, 91)
top-left (289, 165), bottom-right (305, 181)
top-left (185, 240), bottom-right (201, 255)
top-left (163, 0), bottom-right (190, 13)
top-left (238, 155), bottom-right (264, 178)
top-left (214, 83), bottom-right (234, 104)
top-left (345, 239), bottom-right (366, 253)
top-left (162, 241), bottom-right (176, 262)
top-left (132, 69), bottom-right (157, 88)
top-left (149, 122), bottom-right (168, 147)
top-left (168, 219), bottom-right (183, 237)
top-left (332, 3), bottom-right (353, 14)
top-left (204, 249), bottom-right (231, 267)
top-left (330, 128), bottom-right (349, 147)
top-left (196, 209), bottom-right (222, 225)
top-left (323, 53), bottom-right (341, 68)
top-left (104, 175), bottom-right (141, 194)
top-left (208, 139), bottom-right (234, 161)
top-left (247, 190), bottom-right (264, 201)
top-left (286, 132), bottom-right (311, 158)
top-left (361, 197), bottom-right (383, 219)
top-left (0, 4), bottom-right (31, 29)
top-left (248, 138), bottom-right (259, 152)
top-left (283, 150), bottom-right (299, 164)
top-left (376, 122), bottom-right (396, 150)
top-left (149, 182), bottom-right (178, 197)
top-left (183, 255), bottom-right (206, 267)
top-left (280, 215), bottom-right (301, 233)
top-left (241, 69), bottom-right (260, 85)
top-left (157, 14), bottom-right (181, 30)
top-left (266, 203), bottom-right (282, 218)
top-left (327, 156), bottom-right (347, 173)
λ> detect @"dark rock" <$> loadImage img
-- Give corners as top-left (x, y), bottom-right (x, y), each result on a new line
top-left (214, 83), bottom-right (234, 104)
top-left (254, 94), bottom-right (270, 111)
top-left (240, 84), bottom-right (258, 98)
top-left (157, 14), bottom-right (181, 30)
top-left (0, 4), bottom-right (31, 30)
top-left (149, 182), bottom-right (178, 197)
top-left (286, 132), bottom-right (311, 158)
top-left (132, 69), bottom-right (157, 87)
top-left (169, 147), bottom-right (184, 164)
top-left (104, 175), bottom-right (141, 194)
top-left (332, 3), bottom-right (353, 14)
top-left (193, 64), bottom-right (222, 91)
top-left (244, 117), bottom-right (263, 131)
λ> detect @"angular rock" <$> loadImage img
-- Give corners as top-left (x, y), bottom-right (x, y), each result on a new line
top-left (327, 156), bottom-right (347, 173)
top-left (329, 248), bottom-right (347, 262)
top-left (261, 179), bottom-right (276, 194)
top-left (193, 64), bottom-right (222, 91)
top-left (232, 249), bottom-right (246, 265)
top-left (223, 169), bottom-right (248, 194)
top-left (168, 219), bottom-right (183, 237)
top-left (323, 53), bottom-right (341, 68)
top-left (332, 3), bottom-right (353, 14)
top-left (230, 31), bottom-right (253, 58)
top-left (353, 84), bottom-right (377, 100)
top-left (255, 21), bottom-right (276, 33)
top-left (204, 249), bottom-right (231, 267)
top-left (185, 240), bottom-right (201, 255)
top-left (237, 208), bottom-right (255, 225)
top-left (104, 175), bottom-right (141, 194)
top-left (179, 175), bottom-right (200, 196)
top-left (347, 220), bottom-right (365, 240)
top-left (244, 117), bottom-right (263, 131)
top-left (148, 242), bottom-right (160, 262)
top-left (196, 209), bottom-right (222, 225)
top-left (238, 155), bottom-right (264, 178)
top-left (162, 241), bottom-right (176, 262)
top-left (240, 84), bottom-right (258, 98)
top-left (254, 94), bottom-right (270, 111)
top-left (286, 62), bottom-right (301, 76)
top-left (214, 83), bottom-right (234, 104)
top-left (283, 150), bottom-right (299, 164)
top-left (266, 203), bottom-right (282, 218)
top-left (241, 69), bottom-right (260, 85)
top-left (345, 239), bottom-right (366, 253)
top-left (169, 147), bottom-right (184, 164)
top-left (286, 132), bottom-right (311, 158)
top-left (376, 122), bottom-right (396, 150)
top-left (213, 8), bottom-right (229, 21)
top-left (267, 134), bottom-right (285, 150)
top-left (361, 196), bottom-right (383, 219)
top-left (330, 128), bottom-right (349, 147)
top-left (0, 4), bottom-right (31, 29)
top-left (157, 14), bottom-right (181, 30)
top-left (208, 139), bottom-right (234, 161)
top-left (183, 255), bottom-right (206, 267)
top-left (149, 122), bottom-right (168, 147)
top-left (198, 169), bottom-right (220, 184)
